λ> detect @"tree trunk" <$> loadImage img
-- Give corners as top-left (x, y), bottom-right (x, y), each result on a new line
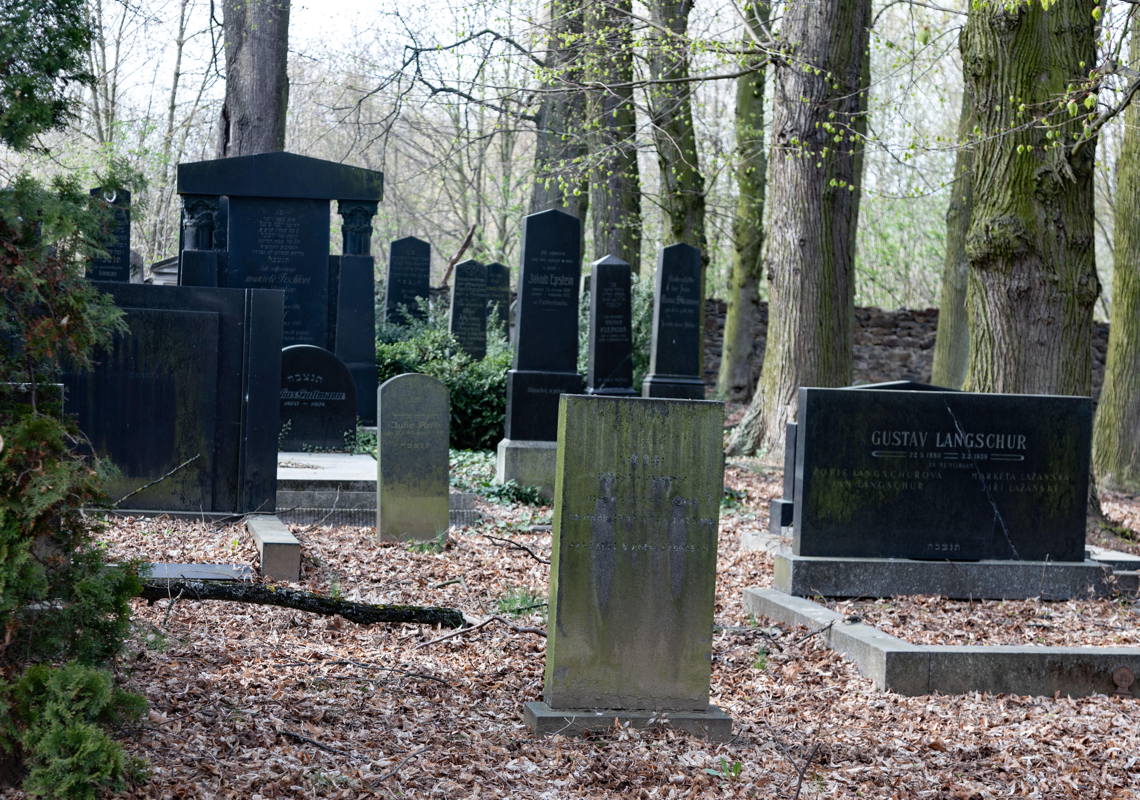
top-left (961, 1), bottom-right (1098, 396)
top-left (930, 85), bottom-right (974, 389)
top-left (585, 0), bottom-right (641, 271)
top-left (1093, 19), bottom-right (1140, 493)
top-left (727, 0), bottom-right (870, 460)
top-left (717, 2), bottom-right (768, 400)
top-left (530, 0), bottom-right (589, 224)
top-left (217, 0), bottom-right (290, 158)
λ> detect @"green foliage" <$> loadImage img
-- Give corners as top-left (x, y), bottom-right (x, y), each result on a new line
top-left (495, 587), bottom-right (546, 619)
top-left (704, 757), bottom-right (744, 780)
top-left (406, 532), bottom-right (449, 554)
top-left (376, 301), bottom-right (511, 451)
top-left (448, 450), bottom-right (546, 506)
top-left (0, 0), bottom-right (93, 150)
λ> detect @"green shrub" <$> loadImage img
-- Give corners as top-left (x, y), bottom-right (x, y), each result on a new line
top-left (448, 449), bottom-right (546, 506)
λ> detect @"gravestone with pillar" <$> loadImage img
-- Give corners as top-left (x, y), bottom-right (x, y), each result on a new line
top-left (176, 151), bottom-right (384, 424)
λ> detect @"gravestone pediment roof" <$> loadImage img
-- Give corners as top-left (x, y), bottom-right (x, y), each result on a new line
top-left (177, 151), bottom-right (384, 201)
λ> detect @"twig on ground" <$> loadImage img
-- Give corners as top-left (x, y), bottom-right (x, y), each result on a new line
top-left (276, 658), bottom-right (449, 684)
top-left (373, 745), bottom-right (429, 784)
top-left (481, 533), bottom-right (550, 564)
top-left (791, 621), bottom-right (834, 647)
top-left (278, 728), bottom-right (356, 758)
top-left (415, 614), bottom-right (546, 649)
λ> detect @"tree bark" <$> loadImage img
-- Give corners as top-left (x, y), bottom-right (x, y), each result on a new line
top-left (930, 85), bottom-right (974, 389)
top-left (217, 0), bottom-right (290, 158)
top-left (960, 0), bottom-right (1098, 396)
top-left (139, 580), bottom-right (465, 628)
top-left (1093, 17), bottom-right (1140, 493)
top-left (727, 0), bottom-right (870, 459)
top-left (585, 0), bottom-right (642, 271)
top-left (717, 1), bottom-right (768, 400)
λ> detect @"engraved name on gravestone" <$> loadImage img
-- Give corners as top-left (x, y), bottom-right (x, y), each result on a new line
top-left (541, 395), bottom-right (726, 716)
top-left (386, 237), bottom-right (431, 323)
top-left (643, 243), bottom-right (704, 400)
top-left (794, 387), bottom-right (1092, 562)
top-left (448, 260), bottom-right (487, 360)
top-left (87, 188), bottom-right (131, 282)
top-left (376, 373), bottom-right (449, 541)
top-left (486, 261), bottom-right (511, 331)
top-left (586, 255), bottom-right (635, 396)
top-left (279, 345), bottom-right (357, 452)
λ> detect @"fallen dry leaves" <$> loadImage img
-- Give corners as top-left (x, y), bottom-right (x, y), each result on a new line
top-left (5, 469), bottom-right (1137, 799)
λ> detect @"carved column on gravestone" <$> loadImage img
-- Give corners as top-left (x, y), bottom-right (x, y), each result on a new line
top-left (181, 195), bottom-right (219, 251)
top-left (338, 200), bottom-right (378, 256)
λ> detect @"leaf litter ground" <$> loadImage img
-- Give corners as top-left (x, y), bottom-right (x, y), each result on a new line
top-left (18, 464), bottom-right (1139, 799)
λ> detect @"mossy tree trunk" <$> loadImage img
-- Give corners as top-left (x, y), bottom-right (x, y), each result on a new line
top-left (727, 0), bottom-right (870, 460)
top-left (531, 0), bottom-right (589, 224)
top-left (585, 0), bottom-right (642, 271)
top-left (961, 0), bottom-right (1098, 396)
top-left (217, 0), bottom-right (290, 157)
top-left (1093, 18), bottom-right (1140, 493)
top-left (930, 86), bottom-right (974, 389)
top-left (717, 1), bottom-right (769, 401)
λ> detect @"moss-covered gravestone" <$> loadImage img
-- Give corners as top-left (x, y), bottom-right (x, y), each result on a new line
top-left (525, 395), bottom-right (731, 739)
top-left (376, 373), bottom-right (449, 542)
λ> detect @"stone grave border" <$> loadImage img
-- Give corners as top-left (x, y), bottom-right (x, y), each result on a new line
top-left (743, 587), bottom-right (1140, 698)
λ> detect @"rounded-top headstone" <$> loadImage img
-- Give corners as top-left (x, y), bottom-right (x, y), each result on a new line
top-left (279, 345), bottom-right (357, 452)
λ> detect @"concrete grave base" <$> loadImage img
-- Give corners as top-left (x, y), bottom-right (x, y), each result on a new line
top-left (774, 551), bottom-right (1114, 600)
top-left (495, 439), bottom-right (557, 501)
top-left (523, 701), bottom-right (732, 740)
top-left (743, 587), bottom-right (1140, 698)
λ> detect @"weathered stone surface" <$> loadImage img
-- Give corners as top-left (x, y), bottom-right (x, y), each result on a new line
top-left (87, 188), bottom-right (131, 282)
top-left (544, 395), bottom-right (725, 713)
top-left (495, 438), bottom-right (557, 501)
top-left (279, 345), bottom-right (357, 452)
top-left (247, 515), bottom-right (301, 581)
top-left (386, 236), bottom-right (430, 323)
top-left (586, 256), bottom-right (635, 396)
top-left (643, 243), bottom-right (704, 400)
top-left (486, 261), bottom-right (511, 331)
top-left (524, 701), bottom-right (733, 740)
top-left (449, 260), bottom-right (487, 360)
top-left (377, 373), bottom-right (449, 541)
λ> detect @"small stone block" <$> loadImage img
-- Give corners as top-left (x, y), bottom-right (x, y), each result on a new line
top-left (523, 701), bottom-right (732, 741)
top-left (247, 515), bottom-right (301, 581)
top-left (769, 499), bottom-right (794, 534)
top-left (142, 563), bottom-right (253, 581)
top-left (495, 438), bottom-right (557, 501)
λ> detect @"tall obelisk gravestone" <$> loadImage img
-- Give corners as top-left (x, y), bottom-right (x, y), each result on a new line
top-left (642, 243), bottom-right (704, 399)
top-left (495, 209), bottom-right (584, 498)
top-left (524, 394), bottom-right (730, 739)
top-left (585, 255), bottom-right (636, 396)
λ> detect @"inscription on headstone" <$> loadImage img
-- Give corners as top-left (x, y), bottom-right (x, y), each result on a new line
top-left (386, 237), bottom-right (430, 323)
top-left (542, 395), bottom-right (726, 715)
top-left (87, 188), bottom-right (131, 282)
top-left (486, 261), bottom-right (511, 331)
top-left (448, 260), bottom-right (487, 359)
top-left (279, 345), bottom-right (357, 452)
top-left (794, 387), bottom-right (1091, 561)
top-left (376, 373), bottom-right (449, 541)
top-left (642, 243), bottom-right (704, 400)
top-left (586, 255), bottom-right (635, 396)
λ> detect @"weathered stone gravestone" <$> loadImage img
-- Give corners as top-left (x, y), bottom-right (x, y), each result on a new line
top-left (525, 394), bottom-right (731, 739)
top-left (495, 209), bottom-right (584, 497)
top-left (586, 255), bottom-right (636, 396)
top-left (279, 345), bottom-right (357, 452)
top-left (448, 260), bottom-right (487, 359)
top-left (774, 383), bottom-right (1103, 599)
top-left (87, 188), bottom-right (131, 282)
top-left (386, 236), bottom-right (430, 324)
top-left (176, 151), bottom-right (383, 423)
top-left (486, 261), bottom-right (511, 331)
top-left (376, 373), bottom-right (449, 542)
top-left (642, 243), bottom-right (704, 399)
top-left (62, 282), bottom-right (282, 513)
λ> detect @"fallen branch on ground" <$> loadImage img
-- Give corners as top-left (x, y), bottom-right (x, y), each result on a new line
top-left (138, 579), bottom-right (465, 628)
top-left (416, 614), bottom-right (546, 648)
top-left (481, 533), bottom-right (550, 564)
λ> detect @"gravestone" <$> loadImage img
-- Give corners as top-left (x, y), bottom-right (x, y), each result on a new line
top-left (486, 261), bottom-right (511, 331)
top-left (448, 260), bottom-right (487, 359)
top-left (87, 188), bottom-right (131, 282)
top-left (62, 282), bottom-right (282, 513)
top-left (525, 394), bottom-right (730, 739)
top-left (642, 243), bottom-right (704, 400)
top-left (496, 209), bottom-right (585, 497)
top-left (176, 151), bottom-right (382, 422)
top-left (385, 236), bottom-right (430, 323)
top-left (585, 255), bottom-right (635, 396)
top-left (376, 373), bottom-right (449, 541)
top-left (279, 345), bottom-right (357, 452)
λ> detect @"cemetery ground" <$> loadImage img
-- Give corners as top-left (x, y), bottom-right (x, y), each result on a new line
top-left (43, 458), bottom-right (1140, 799)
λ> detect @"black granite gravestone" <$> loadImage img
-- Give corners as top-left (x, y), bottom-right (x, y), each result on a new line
top-left (449, 260), bottom-right (487, 360)
top-left (87, 188), bottom-right (131, 282)
top-left (586, 255), bottom-right (635, 396)
top-left (486, 261), bottom-right (511, 331)
top-left (331, 253), bottom-right (378, 424)
top-left (279, 345), bottom-right (357, 452)
top-left (62, 283), bottom-right (282, 513)
top-left (793, 386), bottom-right (1091, 561)
top-left (385, 236), bottom-right (430, 323)
top-left (642, 243), bottom-right (703, 399)
top-left (505, 209), bottom-right (584, 441)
